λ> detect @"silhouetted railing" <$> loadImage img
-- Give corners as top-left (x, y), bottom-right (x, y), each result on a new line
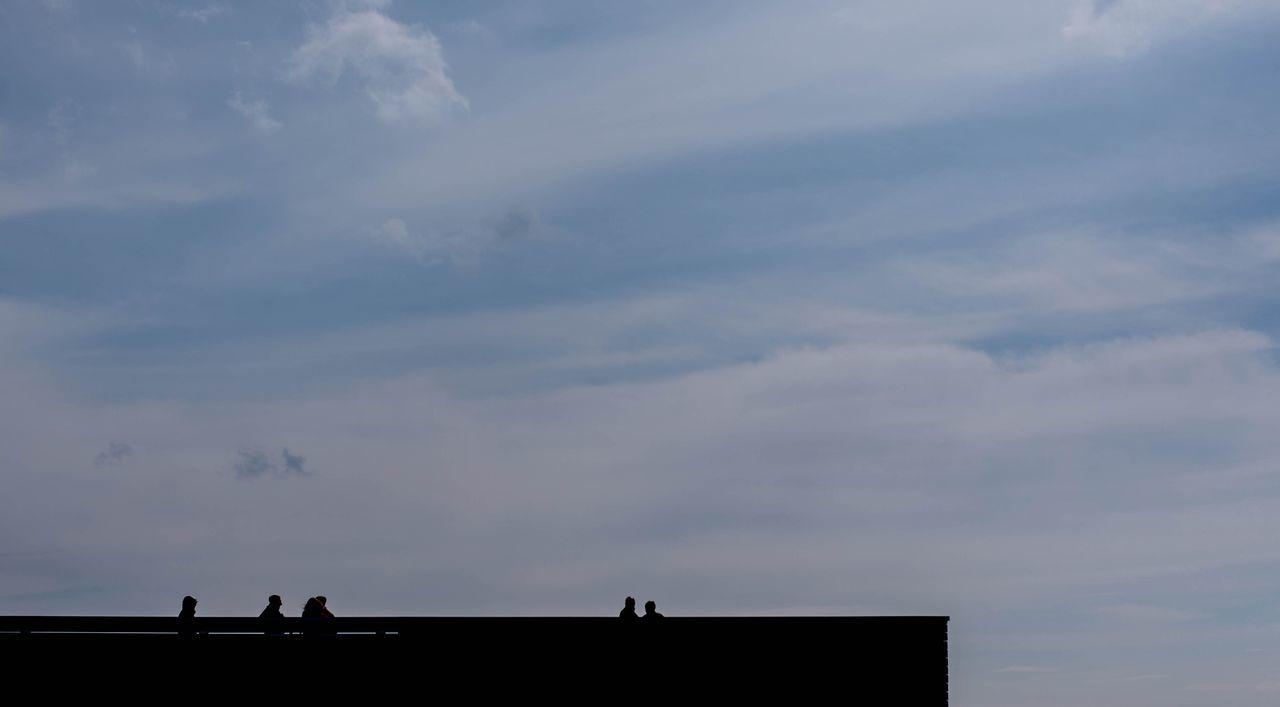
top-left (0, 615), bottom-right (949, 703)
top-left (0, 614), bottom-right (945, 635)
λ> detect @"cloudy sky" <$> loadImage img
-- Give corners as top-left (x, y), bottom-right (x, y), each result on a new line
top-left (3, 0), bottom-right (1280, 702)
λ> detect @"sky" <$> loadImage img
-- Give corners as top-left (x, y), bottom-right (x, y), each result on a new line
top-left (2, 0), bottom-right (1280, 702)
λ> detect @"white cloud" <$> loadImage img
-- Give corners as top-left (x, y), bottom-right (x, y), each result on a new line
top-left (1062, 0), bottom-right (1259, 55)
top-left (1241, 222), bottom-right (1280, 262)
top-left (39, 0), bottom-right (74, 15)
top-left (45, 102), bottom-right (98, 181)
top-left (227, 91), bottom-right (282, 135)
top-left (123, 40), bottom-right (176, 77)
top-left (446, 19), bottom-right (497, 43)
top-left (4, 314), bottom-right (1280, 615)
top-left (371, 217), bottom-right (431, 258)
top-left (285, 7), bottom-right (466, 123)
top-left (47, 102), bottom-right (77, 146)
top-left (371, 214), bottom-right (522, 265)
top-left (337, 0), bottom-right (393, 9)
top-left (62, 160), bottom-right (98, 181)
top-left (895, 229), bottom-right (1224, 314)
top-left (371, 217), bottom-right (460, 263)
top-left (176, 4), bottom-right (229, 23)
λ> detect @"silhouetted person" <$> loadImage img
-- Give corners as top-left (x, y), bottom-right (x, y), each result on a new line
top-left (260, 594), bottom-right (284, 619)
top-left (260, 594), bottom-right (284, 635)
top-left (642, 600), bottom-right (663, 619)
top-left (301, 597), bottom-right (320, 618)
top-left (302, 595), bottom-right (335, 636)
top-left (619, 596), bottom-right (639, 619)
top-left (178, 595), bottom-right (197, 637)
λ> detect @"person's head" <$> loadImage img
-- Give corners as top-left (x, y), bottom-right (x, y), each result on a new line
top-left (316, 595), bottom-right (327, 607)
top-left (644, 600), bottom-right (656, 614)
top-left (624, 596), bottom-right (636, 609)
top-left (181, 595), bottom-right (197, 612)
top-left (268, 594), bottom-right (282, 607)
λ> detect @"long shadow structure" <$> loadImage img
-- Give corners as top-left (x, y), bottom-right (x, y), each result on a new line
top-left (1, 615), bottom-right (949, 702)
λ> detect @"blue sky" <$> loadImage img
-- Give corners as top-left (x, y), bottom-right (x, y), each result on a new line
top-left (3, 0), bottom-right (1280, 703)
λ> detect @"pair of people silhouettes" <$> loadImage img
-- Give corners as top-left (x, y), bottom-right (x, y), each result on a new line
top-left (257, 594), bottom-right (335, 619)
top-left (259, 594), bottom-right (334, 635)
top-left (301, 595), bottom-right (336, 636)
top-left (619, 596), bottom-right (663, 619)
top-left (301, 595), bottom-right (334, 619)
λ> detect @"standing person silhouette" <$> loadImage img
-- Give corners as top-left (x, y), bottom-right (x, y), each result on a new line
top-left (260, 594), bottom-right (284, 635)
top-left (619, 596), bottom-right (639, 619)
top-left (642, 600), bottom-right (664, 619)
top-left (178, 595), bottom-right (198, 637)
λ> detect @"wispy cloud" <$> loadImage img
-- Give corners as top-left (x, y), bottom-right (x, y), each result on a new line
top-left (1093, 0), bottom-right (1123, 17)
top-left (371, 217), bottom-right (467, 265)
top-left (370, 207), bottom-right (543, 265)
top-left (281, 448), bottom-right (307, 476)
top-left (47, 102), bottom-right (77, 147)
top-left (445, 19), bottom-right (496, 43)
top-left (1094, 603), bottom-right (1209, 624)
top-left (285, 6), bottom-right (465, 123)
top-left (92, 442), bottom-right (131, 469)
top-left (233, 448), bottom-right (274, 479)
top-left (1063, 0), bottom-right (1263, 54)
top-left (227, 91), bottom-right (282, 134)
top-left (176, 4), bottom-right (228, 24)
top-left (122, 39), bottom-right (176, 77)
top-left (492, 207), bottom-right (538, 242)
top-left (39, 0), bottom-right (74, 15)
top-left (234, 447), bottom-right (309, 479)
